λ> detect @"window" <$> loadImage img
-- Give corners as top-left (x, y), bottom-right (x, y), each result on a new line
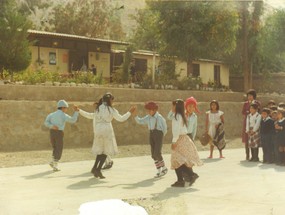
top-left (192, 64), bottom-right (200, 77)
top-left (134, 58), bottom-right (147, 73)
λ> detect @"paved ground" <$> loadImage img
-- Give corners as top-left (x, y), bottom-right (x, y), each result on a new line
top-left (1, 148), bottom-right (285, 215)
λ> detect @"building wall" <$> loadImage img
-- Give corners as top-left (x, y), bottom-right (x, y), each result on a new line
top-left (193, 61), bottom-right (229, 86)
top-left (175, 60), bottom-right (188, 79)
top-left (30, 47), bottom-right (111, 78)
top-left (30, 46), bottom-right (69, 73)
top-left (132, 54), bottom-right (229, 86)
top-left (220, 64), bottom-right (230, 86)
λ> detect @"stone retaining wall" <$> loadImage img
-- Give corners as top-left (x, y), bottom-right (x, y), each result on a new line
top-left (1, 85), bottom-right (284, 151)
top-left (1, 100), bottom-right (242, 151)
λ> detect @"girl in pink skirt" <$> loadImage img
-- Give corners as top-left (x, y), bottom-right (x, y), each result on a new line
top-left (168, 99), bottom-right (203, 187)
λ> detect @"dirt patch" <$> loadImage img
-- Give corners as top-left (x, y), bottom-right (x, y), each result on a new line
top-left (124, 197), bottom-right (164, 215)
top-left (0, 138), bottom-right (243, 168)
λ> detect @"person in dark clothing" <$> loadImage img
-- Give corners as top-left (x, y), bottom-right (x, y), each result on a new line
top-left (90, 64), bottom-right (97, 75)
top-left (260, 108), bottom-right (275, 164)
top-left (275, 108), bottom-right (285, 166)
top-left (129, 62), bottom-right (136, 83)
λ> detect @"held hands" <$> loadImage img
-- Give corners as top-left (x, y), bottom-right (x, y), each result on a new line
top-left (247, 130), bottom-right (255, 135)
top-left (73, 105), bottom-right (79, 112)
top-left (129, 105), bottom-right (137, 115)
top-left (171, 143), bottom-right (177, 150)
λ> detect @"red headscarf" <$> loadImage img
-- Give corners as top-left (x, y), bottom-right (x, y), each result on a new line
top-left (185, 97), bottom-right (200, 113)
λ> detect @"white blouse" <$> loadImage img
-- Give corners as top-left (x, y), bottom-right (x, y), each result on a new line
top-left (246, 112), bottom-right (261, 133)
top-left (168, 111), bottom-right (188, 143)
top-left (79, 104), bottom-right (131, 132)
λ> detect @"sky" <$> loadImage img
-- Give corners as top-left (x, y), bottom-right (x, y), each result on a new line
top-left (265, 0), bottom-right (285, 9)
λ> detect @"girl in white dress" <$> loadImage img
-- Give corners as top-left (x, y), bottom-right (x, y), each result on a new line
top-left (79, 93), bottom-right (135, 179)
top-left (206, 100), bottom-right (225, 158)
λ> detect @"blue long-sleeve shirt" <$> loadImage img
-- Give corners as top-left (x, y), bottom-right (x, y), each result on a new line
top-left (135, 112), bottom-right (167, 136)
top-left (44, 110), bottom-right (79, 131)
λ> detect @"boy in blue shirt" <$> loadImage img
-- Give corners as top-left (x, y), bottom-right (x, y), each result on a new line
top-left (44, 100), bottom-right (79, 171)
top-left (134, 101), bottom-right (168, 178)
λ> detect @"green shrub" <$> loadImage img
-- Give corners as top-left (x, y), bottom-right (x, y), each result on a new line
top-left (14, 69), bottom-right (55, 84)
top-left (172, 77), bottom-right (202, 90)
top-left (112, 66), bottom-right (125, 84)
top-left (12, 69), bottom-right (104, 85)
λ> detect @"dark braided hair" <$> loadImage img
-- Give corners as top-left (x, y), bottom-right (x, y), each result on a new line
top-left (98, 92), bottom-right (114, 113)
top-left (95, 98), bottom-right (103, 112)
top-left (172, 99), bottom-right (187, 126)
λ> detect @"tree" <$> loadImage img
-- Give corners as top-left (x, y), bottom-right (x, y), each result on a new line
top-left (17, 0), bottom-right (53, 31)
top-left (131, 6), bottom-right (162, 52)
top-left (256, 9), bottom-right (285, 73)
top-left (146, 1), bottom-right (238, 72)
top-left (131, 6), bottom-right (164, 85)
top-left (0, 0), bottom-right (32, 79)
top-left (132, 1), bottom-right (239, 84)
top-left (240, 1), bottom-right (263, 91)
top-left (49, 0), bottom-right (125, 40)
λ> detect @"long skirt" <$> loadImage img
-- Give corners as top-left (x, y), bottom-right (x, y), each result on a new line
top-left (248, 128), bottom-right (260, 149)
top-left (171, 135), bottom-right (203, 169)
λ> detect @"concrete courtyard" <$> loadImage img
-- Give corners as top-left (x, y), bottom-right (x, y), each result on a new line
top-left (1, 148), bottom-right (285, 215)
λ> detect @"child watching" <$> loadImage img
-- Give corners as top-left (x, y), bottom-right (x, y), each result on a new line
top-left (260, 108), bottom-right (275, 164)
top-left (246, 103), bottom-right (262, 162)
top-left (134, 101), bottom-right (168, 178)
top-left (242, 89), bottom-right (260, 160)
top-left (205, 100), bottom-right (225, 158)
top-left (44, 100), bottom-right (79, 171)
top-left (275, 108), bottom-right (285, 166)
top-left (271, 110), bottom-right (279, 164)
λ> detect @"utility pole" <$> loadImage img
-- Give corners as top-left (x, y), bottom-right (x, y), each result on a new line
top-left (152, 51), bottom-right (156, 87)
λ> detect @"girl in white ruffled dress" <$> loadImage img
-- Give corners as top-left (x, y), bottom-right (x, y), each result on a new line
top-left (79, 93), bottom-right (135, 179)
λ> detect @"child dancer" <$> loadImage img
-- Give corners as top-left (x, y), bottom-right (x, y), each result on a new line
top-left (44, 100), bottom-right (79, 171)
top-left (102, 155), bottom-right (114, 170)
top-left (185, 97), bottom-right (200, 141)
top-left (79, 93), bottom-right (135, 179)
top-left (134, 101), bottom-right (168, 178)
top-left (206, 100), bottom-right (225, 158)
top-left (275, 108), bottom-right (285, 166)
top-left (260, 108), bottom-right (275, 164)
top-left (246, 103), bottom-right (262, 162)
top-left (168, 99), bottom-right (203, 187)
top-left (79, 98), bottom-right (113, 171)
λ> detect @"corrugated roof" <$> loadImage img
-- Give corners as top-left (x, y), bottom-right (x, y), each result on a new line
top-left (113, 49), bottom-right (226, 64)
top-left (28, 30), bottom-right (129, 45)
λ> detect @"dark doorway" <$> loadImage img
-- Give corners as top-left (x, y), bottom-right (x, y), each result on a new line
top-left (192, 64), bottom-right (200, 77)
top-left (214, 65), bottom-right (221, 85)
top-left (134, 58), bottom-right (147, 82)
top-left (69, 50), bottom-right (88, 72)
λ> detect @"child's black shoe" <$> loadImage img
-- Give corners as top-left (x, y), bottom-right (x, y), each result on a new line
top-left (171, 181), bottom-right (185, 187)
